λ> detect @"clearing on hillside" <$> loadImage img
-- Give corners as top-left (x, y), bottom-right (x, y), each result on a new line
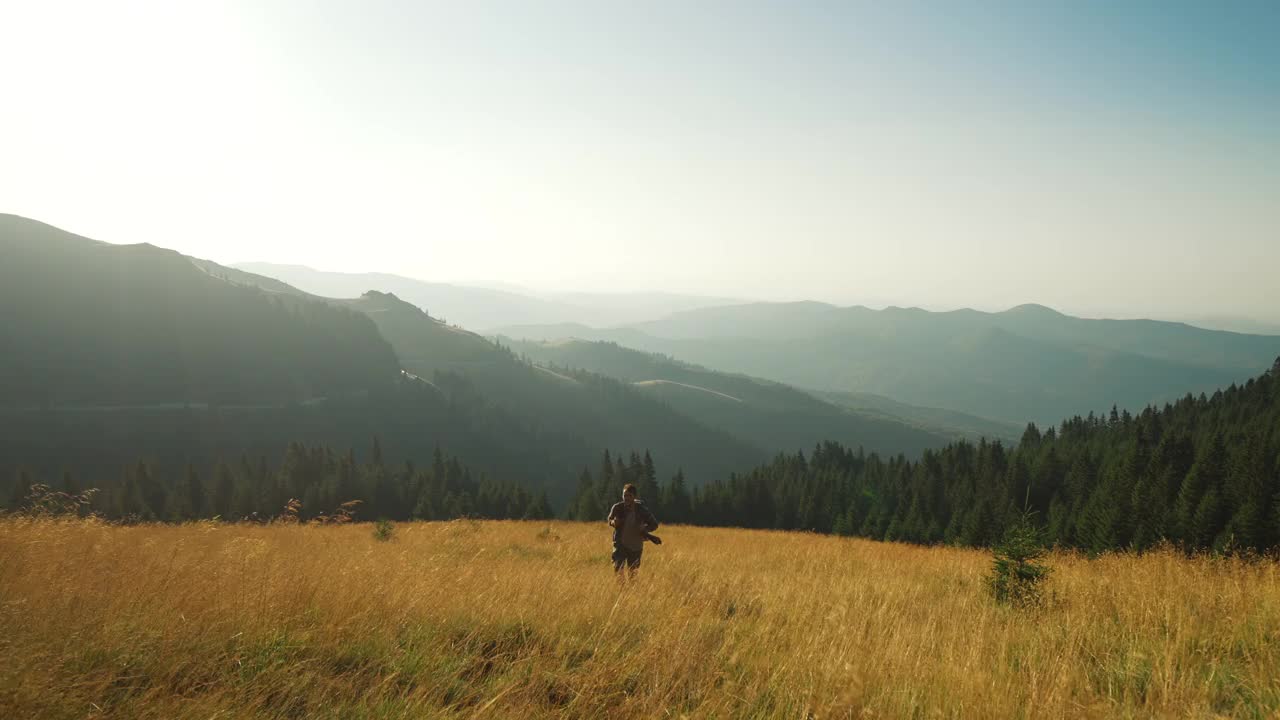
top-left (632, 379), bottom-right (744, 403)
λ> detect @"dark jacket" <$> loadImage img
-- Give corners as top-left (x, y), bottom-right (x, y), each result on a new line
top-left (608, 500), bottom-right (659, 544)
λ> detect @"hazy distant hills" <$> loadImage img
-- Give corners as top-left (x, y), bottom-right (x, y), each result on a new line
top-left (1181, 315), bottom-right (1280, 336)
top-left (501, 338), bottom-right (1020, 451)
top-left (234, 263), bottom-right (739, 331)
top-left (810, 390), bottom-right (1023, 443)
top-left (9, 212), bottom-right (1275, 506)
top-left (344, 291), bottom-right (1010, 462)
top-left (497, 302), bottom-right (1280, 426)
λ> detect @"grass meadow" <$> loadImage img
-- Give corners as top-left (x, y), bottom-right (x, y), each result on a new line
top-left (1, 517), bottom-right (1278, 719)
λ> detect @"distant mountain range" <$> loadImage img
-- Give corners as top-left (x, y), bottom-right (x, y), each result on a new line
top-left (340, 289), bottom-right (765, 487)
top-left (500, 338), bottom-right (1020, 449)
top-left (495, 302), bottom-right (1280, 426)
top-left (233, 263), bottom-right (740, 331)
top-left (8, 213), bottom-right (1276, 507)
top-left (0, 215), bottom-right (771, 500)
top-left (9, 215), bottom-right (1007, 505)
top-left (1180, 315), bottom-right (1280, 336)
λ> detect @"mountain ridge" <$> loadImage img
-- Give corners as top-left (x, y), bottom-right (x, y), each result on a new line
top-left (501, 337), bottom-right (1017, 453)
top-left (234, 262), bottom-right (741, 331)
top-left (496, 301), bottom-right (1280, 425)
top-left (0, 215), bottom-right (757, 502)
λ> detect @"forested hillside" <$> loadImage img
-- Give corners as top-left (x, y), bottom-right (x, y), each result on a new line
top-left (570, 358), bottom-right (1280, 553)
top-left (7, 213), bottom-right (1276, 553)
top-left (0, 217), bottom-right (764, 505)
top-left (816, 390), bottom-right (1021, 443)
top-left (346, 292), bottom-right (764, 485)
top-left (497, 303), bottom-right (1280, 425)
top-left (502, 338), bottom-right (1007, 454)
top-left (0, 217), bottom-right (560, 499)
top-left (0, 214), bottom-right (398, 405)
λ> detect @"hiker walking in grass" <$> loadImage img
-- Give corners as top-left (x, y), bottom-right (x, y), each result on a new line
top-left (608, 483), bottom-right (660, 578)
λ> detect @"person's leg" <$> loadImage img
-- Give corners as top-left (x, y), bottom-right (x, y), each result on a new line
top-left (626, 548), bottom-right (642, 579)
top-left (611, 545), bottom-right (626, 574)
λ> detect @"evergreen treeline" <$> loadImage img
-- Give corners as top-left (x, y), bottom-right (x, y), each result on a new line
top-left (564, 449), bottom-right (682, 521)
top-left (9, 355), bottom-right (1278, 555)
top-left (571, 360), bottom-right (1280, 553)
top-left (4, 440), bottom-right (553, 523)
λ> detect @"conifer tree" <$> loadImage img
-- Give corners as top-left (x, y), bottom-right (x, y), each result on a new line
top-left (186, 465), bottom-right (206, 518)
top-left (661, 469), bottom-right (691, 524)
top-left (569, 467), bottom-right (597, 521)
top-left (164, 470), bottom-right (196, 522)
top-left (525, 491), bottom-right (554, 520)
top-left (639, 450), bottom-right (660, 505)
top-left (986, 511), bottom-right (1051, 607)
top-left (211, 462), bottom-right (235, 518)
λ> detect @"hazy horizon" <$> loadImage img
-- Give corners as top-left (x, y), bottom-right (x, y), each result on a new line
top-left (237, 258), bottom-right (1280, 333)
top-left (9, 211), bottom-right (1280, 332)
top-left (4, 1), bottom-right (1277, 323)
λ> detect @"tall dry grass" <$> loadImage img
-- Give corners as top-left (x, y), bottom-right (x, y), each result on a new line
top-left (1, 517), bottom-right (1277, 719)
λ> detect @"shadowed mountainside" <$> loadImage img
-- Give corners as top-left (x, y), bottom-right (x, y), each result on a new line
top-left (0, 214), bottom-right (398, 406)
top-left (0, 215), bottom-right (757, 502)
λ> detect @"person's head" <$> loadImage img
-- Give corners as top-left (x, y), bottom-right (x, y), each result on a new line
top-left (622, 483), bottom-right (637, 504)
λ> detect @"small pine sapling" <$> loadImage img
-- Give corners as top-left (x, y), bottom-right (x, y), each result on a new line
top-left (985, 510), bottom-right (1052, 608)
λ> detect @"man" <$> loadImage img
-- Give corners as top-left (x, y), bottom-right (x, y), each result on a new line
top-left (607, 483), bottom-right (659, 577)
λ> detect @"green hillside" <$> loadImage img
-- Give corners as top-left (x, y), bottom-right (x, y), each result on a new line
top-left (346, 291), bottom-right (499, 377)
top-left (496, 302), bottom-right (1280, 425)
top-left (501, 338), bottom-right (1001, 456)
top-left (633, 356), bottom-right (1280, 555)
top-left (816, 390), bottom-right (1021, 443)
top-left (0, 216), bottom-right (756, 504)
top-left (0, 214), bottom-right (397, 405)
top-left (0, 217), bottom-right (563, 500)
top-left (344, 292), bottom-right (765, 486)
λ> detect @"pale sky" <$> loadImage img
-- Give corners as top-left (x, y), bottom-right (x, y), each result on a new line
top-left (3, 1), bottom-right (1278, 320)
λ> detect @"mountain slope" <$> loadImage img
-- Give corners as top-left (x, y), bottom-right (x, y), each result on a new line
top-left (0, 214), bottom-right (398, 405)
top-left (815, 390), bottom-right (1021, 443)
top-left (496, 302), bottom-right (1280, 425)
top-left (500, 338), bottom-right (1003, 456)
top-left (665, 356), bottom-right (1280, 555)
top-left (994, 303), bottom-right (1280, 370)
top-left (0, 216), bottom-right (754, 504)
top-left (343, 292), bottom-right (766, 485)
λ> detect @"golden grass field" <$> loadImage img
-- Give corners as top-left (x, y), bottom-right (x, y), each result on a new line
top-left (1, 517), bottom-right (1278, 719)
